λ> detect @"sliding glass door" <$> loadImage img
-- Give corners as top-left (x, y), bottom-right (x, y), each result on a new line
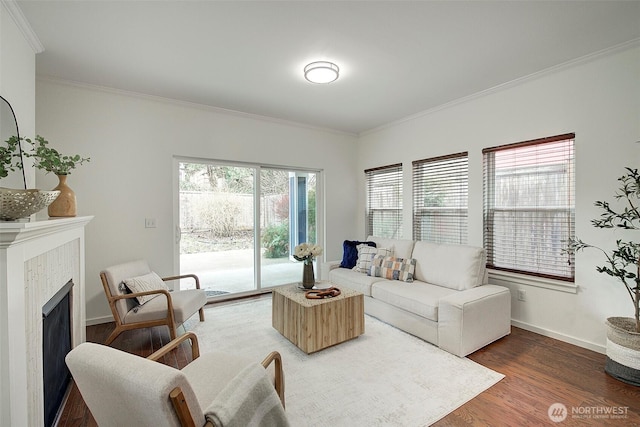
top-left (260, 168), bottom-right (317, 288)
top-left (176, 159), bottom-right (320, 298)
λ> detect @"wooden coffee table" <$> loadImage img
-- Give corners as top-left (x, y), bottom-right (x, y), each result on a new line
top-left (272, 284), bottom-right (364, 354)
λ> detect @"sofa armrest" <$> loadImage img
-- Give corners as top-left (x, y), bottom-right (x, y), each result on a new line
top-left (438, 285), bottom-right (511, 357)
top-left (320, 260), bottom-right (342, 280)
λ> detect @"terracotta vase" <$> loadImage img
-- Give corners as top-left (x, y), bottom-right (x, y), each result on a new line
top-left (48, 174), bottom-right (77, 217)
top-left (302, 261), bottom-right (315, 289)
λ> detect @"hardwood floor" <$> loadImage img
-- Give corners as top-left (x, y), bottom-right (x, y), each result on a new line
top-left (436, 328), bottom-right (640, 426)
top-left (58, 297), bottom-right (640, 426)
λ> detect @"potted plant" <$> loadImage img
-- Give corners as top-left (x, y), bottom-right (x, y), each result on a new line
top-left (21, 135), bottom-right (90, 217)
top-left (23, 135), bottom-right (90, 176)
top-left (568, 167), bottom-right (640, 386)
top-left (0, 135), bottom-right (24, 179)
top-left (293, 242), bottom-right (323, 289)
top-left (0, 135), bottom-right (61, 221)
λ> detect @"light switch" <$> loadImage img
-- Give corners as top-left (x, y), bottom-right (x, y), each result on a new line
top-left (145, 218), bottom-right (157, 228)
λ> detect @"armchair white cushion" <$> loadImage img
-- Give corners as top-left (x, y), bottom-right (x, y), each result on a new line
top-left (67, 341), bottom-right (204, 426)
top-left (66, 333), bottom-right (288, 427)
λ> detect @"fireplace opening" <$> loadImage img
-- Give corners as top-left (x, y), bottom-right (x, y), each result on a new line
top-left (42, 280), bottom-right (73, 427)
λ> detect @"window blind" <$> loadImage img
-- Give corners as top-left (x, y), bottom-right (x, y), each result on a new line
top-left (365, 163), bottom-right (403, 239)
top-left (483, 133), bottom-right (575, 281)
top-left (412, 152), bottom-right (468, 244)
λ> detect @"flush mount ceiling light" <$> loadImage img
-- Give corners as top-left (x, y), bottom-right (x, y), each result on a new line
top-left (304, 61), bottom-right (339, 84)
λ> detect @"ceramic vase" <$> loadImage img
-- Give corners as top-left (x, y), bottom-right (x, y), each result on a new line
top-left (302, 262), bottom-right (315, 289)
top-left (48, 174), bottom-right (77, 217)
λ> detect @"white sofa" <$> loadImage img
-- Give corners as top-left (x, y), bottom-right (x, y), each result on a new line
top-left (325, 236), bottom-right (511, 357)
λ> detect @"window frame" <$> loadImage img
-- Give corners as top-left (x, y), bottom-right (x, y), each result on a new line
top-left (482, 133), bottom-right (575, 282)
top-left (412, 152), bottom-right (469, 244)
top-left (365, 163), bottom-right (403, 239)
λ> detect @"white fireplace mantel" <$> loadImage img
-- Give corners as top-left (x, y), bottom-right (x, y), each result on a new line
top-left (0, 216), bottom-right (92, 427)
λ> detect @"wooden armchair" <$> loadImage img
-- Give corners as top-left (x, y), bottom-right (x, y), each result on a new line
top-left (100, 259), bottom-right (207, 345)
top-left (66, 332), bottom-right (287, 427)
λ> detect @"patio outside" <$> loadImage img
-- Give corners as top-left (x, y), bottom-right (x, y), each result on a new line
top-left (178, 163), bottom-right (317, 297)
top-left (179, 232), bottom-right (304, 295)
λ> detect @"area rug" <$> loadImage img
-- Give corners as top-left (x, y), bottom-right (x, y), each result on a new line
top-left (205, 290), bottom-right (229, 298)
top-left (186, 297), bottom-right (504, 426)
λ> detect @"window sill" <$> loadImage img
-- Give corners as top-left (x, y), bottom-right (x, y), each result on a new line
top-left (488, 269), bottom-right (578, 294)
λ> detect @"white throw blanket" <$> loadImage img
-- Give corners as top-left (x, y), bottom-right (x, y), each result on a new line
top-left (205, 363), bottom-right (290, 427)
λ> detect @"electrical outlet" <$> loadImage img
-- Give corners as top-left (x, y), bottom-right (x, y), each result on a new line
top-left (517, 289), bottom-right (526, 301)
top-left (145, 218), bottom-right (157, 228)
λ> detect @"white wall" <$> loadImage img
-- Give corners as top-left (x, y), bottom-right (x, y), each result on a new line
top-left (0, 3), bottom-right (37, 425)
top-left (32, 39), bottom-right (640, 352)
top-left (35, 80), bottom-right (358, 323)
top-left (357, 44), bottom-right (640, 352)
top-left (0, 2), bottom-right (36, 188)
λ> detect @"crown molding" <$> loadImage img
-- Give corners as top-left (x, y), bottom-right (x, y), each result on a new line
top-left (1, 0), bottom-right (44, 54)
top-left (362, 38), bottom-right (640, 137)
top-left (36, 75), bottom-right (357, 138)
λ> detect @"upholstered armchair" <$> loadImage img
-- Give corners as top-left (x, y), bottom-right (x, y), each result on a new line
top-left (100, 259), bottom-right (207, 345)
top-left (66, 332), bottom-right (288, 427)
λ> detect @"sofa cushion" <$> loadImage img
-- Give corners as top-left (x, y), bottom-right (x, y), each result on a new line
top-left (329, 267), bottom-right (386, 296)
top-left (366, 236), bottom-right (415, 259)
top-left (412, 241), bottom-right (487, 291)
top-left (339, 240), bottom-right (376, 269)
top-left (369, 256), bottom-right (417, 282)
top-left (353, 245), bottom-right (392, 273)
top-left (371, 280), bottom-right (458, 321)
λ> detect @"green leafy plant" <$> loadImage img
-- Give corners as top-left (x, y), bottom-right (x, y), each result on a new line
top-left (567, 167), bottom-right (640, 332)
top-left (22, 135), bottom-right (90, 175)
top-left (0, 136), bottom-right (24, 179)
top-left (262, 222), bottom-right (289, 258)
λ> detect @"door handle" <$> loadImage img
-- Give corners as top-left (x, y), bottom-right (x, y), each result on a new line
top-left (175, 225), bottom-right (182, 244)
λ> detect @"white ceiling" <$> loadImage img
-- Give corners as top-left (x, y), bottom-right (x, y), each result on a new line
top-left (16, 1), bottom-right (640, 135)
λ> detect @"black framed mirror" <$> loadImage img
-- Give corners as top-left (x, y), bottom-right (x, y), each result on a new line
top-left (0, 95), bottom-right (26, 188)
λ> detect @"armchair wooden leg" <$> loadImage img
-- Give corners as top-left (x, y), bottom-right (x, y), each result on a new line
top-left (170, 387), bottom-right (197, 427)
top-left (198, 307), bottom-right (205, 322)
top-left (104, 326), bottom-right (122, 345)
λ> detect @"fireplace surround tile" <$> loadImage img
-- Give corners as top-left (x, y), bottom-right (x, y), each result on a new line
top-left (0, 216), bottom-right (92, 427)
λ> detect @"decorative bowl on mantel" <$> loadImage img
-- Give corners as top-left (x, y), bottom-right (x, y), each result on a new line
top-left (0, 187), bottom-right (61, 221)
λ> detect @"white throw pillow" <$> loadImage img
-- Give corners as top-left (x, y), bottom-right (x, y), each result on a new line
top-left (353, 244), bottom-right (392, 273)
top-left (122, 271), bottom-right (169, 305)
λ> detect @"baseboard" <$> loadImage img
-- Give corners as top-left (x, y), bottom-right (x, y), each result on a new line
top-left (511, 319), bottom-right (606, 354)
top-left (86, 315), bottom-right (114, 326)
top-left (86, 311), bottom-right (607, 353)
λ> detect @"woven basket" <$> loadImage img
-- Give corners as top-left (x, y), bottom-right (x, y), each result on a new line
top-left (0, 187), bottom-right (61, 221)
top-left (607, 317), bottom-right (640, 350)
top-left (605, 317), bottom-right (640, 386)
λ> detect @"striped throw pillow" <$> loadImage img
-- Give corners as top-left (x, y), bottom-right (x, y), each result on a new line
top-left (353, 245), bottom-right (392, 273)
top-left (122, 271), bottom-right (169, 305)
